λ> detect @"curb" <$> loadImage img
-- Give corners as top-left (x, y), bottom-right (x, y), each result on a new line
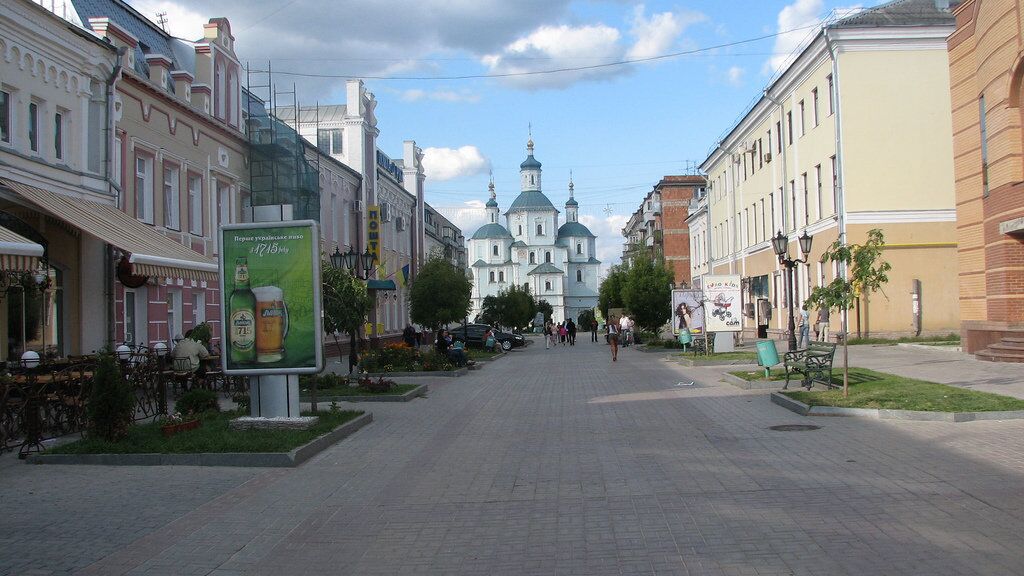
top-left (770, 392), bottom-right (1024, 422)
top-left (722, 372), bottom-right (784, 390)
top-left (302, 384), bottom-right (427, 403)
top-left (675, 357), bottom-right (759, 368)
top-left (896, 342), bottom-right (963, 352)
top-left (26, 412), bottom-right (374, 467)
top-left (364, 367), bottom-right (468, 378)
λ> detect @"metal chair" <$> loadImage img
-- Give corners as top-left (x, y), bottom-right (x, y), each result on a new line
top-left (171, 357), bottom-right (194, 393)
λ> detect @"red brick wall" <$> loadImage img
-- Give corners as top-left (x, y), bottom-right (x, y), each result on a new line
top-left (657, 176), bottom-right (705, 287)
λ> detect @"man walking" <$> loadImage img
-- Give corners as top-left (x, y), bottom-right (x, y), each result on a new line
top-left (816, 306), bottom-right (830, 342)
top-left (591, 319), bottom-right (598, 342)
top-left (567, 318), bottom-right (577, 346)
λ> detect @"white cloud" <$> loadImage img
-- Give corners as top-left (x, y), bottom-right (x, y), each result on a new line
top-left (727, 66), bottom-right (744, 86)
top-left (579, 213), bottom-right (629, 276)
top-left (483, 6), bottom-right (703, 90)
top-left (400, 89), bottom-right (481, 103)
top-left (438, 200), bottom-right (490, 241)
top-left (763, 0), bottom-right (863, 76)
top-left (422, 146), bottom-right (491, 181)
top-left (135, 1), bottom-right (207, 40)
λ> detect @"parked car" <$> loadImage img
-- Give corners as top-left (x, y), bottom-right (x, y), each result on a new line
top-left (449, 324), bottom-right (526, 351)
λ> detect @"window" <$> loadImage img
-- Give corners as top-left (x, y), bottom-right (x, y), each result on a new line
top-left (545, 281), bottom-right (552, 291)
top-left (743, 208), bottom-right (749, 246)
top-left (786, 111), bottom-right (793, 145)
top-left (188, 174), bottom-right (203, 235)
top-left (492, 244), bottom-right (499, 256)
top-left (576, 243), bottom-right (582, 255)
top-left (815, 164), bottom-right (822, 220)
top-left (28, 102), bottom-right (38, 152)
top-left (576, 270), bottom-right (583, 282)
top-left (789, 180), bottom-right (796, 230)
top-left (767, 128), bottom-right (772, 155)
top-left (113, 134), bottom-right (123, 188)
top-left (54, 111), bottom-right (64, 160)
top-left (0, 90), bottom-right (9, 143)
top-left (163, 164), bottom-right (180, 230)
top-left (830, 156), bottom-right (838, 212)
top-left (317, 128), bottom-right (342, 155)
top-left (191, 291), bottom-right (206, 326)
top-left (124, 290), bottom-right (136, 344)
top-left (217, 180), bottom-right (231, 228)
top-left (760, 199), bottom-right (767, 241)
top-left (489, 271), bottom-right (495, 283)
top-left (330, 193), bottom-right (338, 244)
top-left (812, 88), bottom-right (819, 127)
top-left (775, 121), bottom-right (782, 152)
top-left (798, 101), bottom-right (805, 136)
top-left (980, 95), bottom-right (990, 197)
top-left (545, 251), bottom-right (551, 263)
top-left (518, 225), bottom-right (523, 236)
top-left (536, 223), bottom-right (543, 236)
top-left (166, 289), bottom-right (182, 342)
top-left (827, 74), bottom-right (834, 115)
top-left (758, 138), bottom-right (763, 168)
top-left (498, 271), bottom-right (505, 283)
top-left (215, 63), bottom-right (225, 119)
top-left (135, 154), bottom-right (154, 223)
top-left (802, 173), bottom-right (809, 225)
top-left (529, 252), bottom-right (536, 264)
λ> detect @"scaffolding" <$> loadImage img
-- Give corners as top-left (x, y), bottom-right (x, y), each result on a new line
top-left (244, 63), bottom-right (320, 221)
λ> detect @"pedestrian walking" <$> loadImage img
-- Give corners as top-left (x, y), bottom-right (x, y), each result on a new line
top-left (544, 320), bottom-right (553, 350)
top-left (816, 306), bottom-right (831, 342)
top-left (799, 304), bottom-right (810, 348)
top-left (591, 319), bottom-right (598, 342)
top-left (558, 322), bottom-right (568, 346)
top-left (608, 317), bottom-right (619, 362)
top-left (567, 319), bottom-right (577, 346)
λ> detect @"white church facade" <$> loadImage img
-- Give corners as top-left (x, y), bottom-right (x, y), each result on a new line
top-left (469, 139), bottom-right (600, 325)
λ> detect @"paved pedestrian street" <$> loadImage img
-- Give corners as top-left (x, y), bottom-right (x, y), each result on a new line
top-left (3, 340), bottom-right (1024, 576)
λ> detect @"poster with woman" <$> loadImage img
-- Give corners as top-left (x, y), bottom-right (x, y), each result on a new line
top-left (671, 289), bottom-right (706, 335)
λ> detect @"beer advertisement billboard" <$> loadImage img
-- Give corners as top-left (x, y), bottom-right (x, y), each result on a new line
top-left (702, 274), bottom-right (742, 333)
top-left (219, 221), bottom-right (323, 375)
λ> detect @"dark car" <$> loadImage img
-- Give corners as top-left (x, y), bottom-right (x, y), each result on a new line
top-left (449, 324), bottom-right (526, 351)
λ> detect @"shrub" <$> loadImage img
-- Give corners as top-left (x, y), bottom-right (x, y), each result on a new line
top-left (189, 322), bottom-right (212, 347)
top-left (419, 351), bottom-right (454, 372)
top-left (175, 389), bottom-right (219, 416)
top-left (358, 375), bottom-right (394, 393)
top-left (231, 392), bottom-right (250, 414)
top-left (361, 344), bottom-right (419, 373)
top-left (86, 352), bottom-right (134, 442)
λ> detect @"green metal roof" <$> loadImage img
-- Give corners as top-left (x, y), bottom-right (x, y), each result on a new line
top-left (367, 279), bottom-right (396, 291)
top-left (471, 223), bottom-right (513, 240)
top-left (557, 221), bottom-right (595, 238)
top-left (507, 191), bottom-right (557, 213)
top-left (486, 198), bottom-right (498, 208)
top-left (528, 263), bottom-right (563, 275)
top-left (511, 240), bottom-right (527, 247)
top-left (520, 154), bottom-right (542, 170)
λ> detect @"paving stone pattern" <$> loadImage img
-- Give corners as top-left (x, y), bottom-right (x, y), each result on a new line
top-left (2, 340), bottom-right (1024, 575)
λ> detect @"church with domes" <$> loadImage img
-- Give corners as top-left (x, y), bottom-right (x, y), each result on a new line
top-left (469, 138), bottom-right (600, 325)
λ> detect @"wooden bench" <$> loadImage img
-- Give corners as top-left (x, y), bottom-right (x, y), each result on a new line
top-left (783, 341), bottom-right (837, 390)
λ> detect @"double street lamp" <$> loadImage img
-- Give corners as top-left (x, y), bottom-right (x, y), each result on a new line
top-left (771, 230), bottom-right (813, 352)
top-left (329, 246), bottom-right (376, 373)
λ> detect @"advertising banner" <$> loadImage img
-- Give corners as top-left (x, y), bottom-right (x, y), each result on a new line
top-left (367, 204), bottom-right (381, 264)
top-left (672, 289), bottom-right (706, 335)
top-left (702, 274), bottom-right (742, 333)
top-left (219, 221), bottom-right (322, 375)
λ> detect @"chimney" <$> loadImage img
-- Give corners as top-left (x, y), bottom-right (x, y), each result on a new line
top-left (144, 54), bottom-right (172, 88)
top-left (170, 70), bottom-right (194, 102)
top-left (190, 84), bottom-right (212, 115)
top-left (87, 17), bottom-right (138, 68)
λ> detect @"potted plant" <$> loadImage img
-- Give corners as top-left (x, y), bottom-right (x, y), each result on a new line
top-left (160, 411), bottom-right (201, 437)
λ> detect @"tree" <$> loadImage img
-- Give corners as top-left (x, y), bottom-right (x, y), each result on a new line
top-left (536, 300), bottom-right (553, 323)
top-left (322, 259), bottom-right (372, 358)
top-left (497, 284), bottom-right (536, 331)
top-left (86, 351), bottom-right (133, 442)
top-left (577, 308), bottom-right (596, 329)
top-left (620, 257), bottom-right (673, 333)
top-left (477, 295), bottom-right (501, 327)
top-left (598, 264), bottom-right (628, 319)
top-left (409, 256), bottom-right (472, 329)
top-left (805, 228), bottom-right (892, 397)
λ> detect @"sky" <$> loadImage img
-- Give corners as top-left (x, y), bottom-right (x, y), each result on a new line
top-left (126, 0), bottom-right (869, 274)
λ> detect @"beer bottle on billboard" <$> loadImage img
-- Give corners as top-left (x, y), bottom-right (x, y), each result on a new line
top-left (229, 257), bottom-right (257, 363)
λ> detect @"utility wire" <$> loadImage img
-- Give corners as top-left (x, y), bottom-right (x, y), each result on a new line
top-left (246, 23), bottom-right (821, 81)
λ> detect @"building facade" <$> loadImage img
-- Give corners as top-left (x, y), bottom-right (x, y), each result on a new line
top-left (948, 0), bottom-right (1024, 359)
top-left (701, 0), bottom-right (960, 342)
top-left (621, 188), bottom-right (660, 266)
top-left (469, 139), bottom-right (600, 324)
top-left (424, 203), bottom-right (466, 269)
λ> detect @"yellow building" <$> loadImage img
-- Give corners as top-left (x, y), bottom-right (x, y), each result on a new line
top-left (700, 0), bottom-right (960, 343)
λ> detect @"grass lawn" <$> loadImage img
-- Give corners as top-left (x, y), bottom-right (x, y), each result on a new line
top-left (729, 369), bottom-right (789, 382)
top-left (680, 351), bottom-right (758, 362)
top-left (466, 348), bottom-right (504, 361)
top-left (47, 410), bottom-right (363, 455)
top-left (846, 334), bottom-right (960, 346)
top-left (307, 383), bottom-right (420, 397)
top-left (781, 368), bottom-right (1024, 412)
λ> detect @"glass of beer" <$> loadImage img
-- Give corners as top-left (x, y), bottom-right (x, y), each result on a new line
top-left (253, 286), bottom-right (288, 363)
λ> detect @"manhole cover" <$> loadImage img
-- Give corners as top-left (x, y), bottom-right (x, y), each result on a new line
top-left (768, 424), bottom-right (821, 432)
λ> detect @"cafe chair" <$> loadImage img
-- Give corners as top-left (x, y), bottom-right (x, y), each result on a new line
top-left (171, 357), bottom-right (194, 393)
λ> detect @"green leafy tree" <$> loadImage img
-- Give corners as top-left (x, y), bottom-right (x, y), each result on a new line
top-left (322, 258), bottom-right (372, 358)
top-left (497, 284), bottom-right (536, 331)
top-left (477, 295), bottom-right (501, 326)
top-left (620, 258), bottom-right (673, 333)
top-left (536, 300), bottom-right (554, 323)
top-left (577, 309), bottom-right (596, 330)
top-left (805, 228), bottom-right (892, 397)
top-left (86, 351), bottom-right (133, 442)
top-left (410, 256), bottom-right (472, 329)
top-left (598, 264), bottom-right (628, 319)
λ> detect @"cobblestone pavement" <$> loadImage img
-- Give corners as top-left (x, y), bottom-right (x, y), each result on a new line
top-left (3, 339), bottom-right (1024, 575)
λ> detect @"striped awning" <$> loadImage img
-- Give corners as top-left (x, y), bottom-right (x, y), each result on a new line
top-left (0, 224), bottom-right (44, 272)
top-left (0, 179), bottom-right (217, 281)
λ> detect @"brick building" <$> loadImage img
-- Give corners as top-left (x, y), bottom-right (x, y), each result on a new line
top-left (657, 175), bottom-right (705, 287)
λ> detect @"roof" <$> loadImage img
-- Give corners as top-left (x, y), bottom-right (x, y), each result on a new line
top-left (565, 197), bottom-right (578, 207)
top-left (557, 221), bottom-right (595, 238)
top-left (471, 223), bottom-right (513, 240)
top-left (511, 240), bottom-right (527, 247)
top-left (520, 154), bottom-right (542, 170)
top-left (528, 263), bottom-right (564, 275)
top-left (486, 198), bottom-right (498, 208)
top-left (273, 105), bottom-right (348, 124)
top-left (507, 191), bottom-right (557, 213)
top-left (830, 0), bottom-right (956, 28)
top-left (586, 257), bottom-right (602, 264)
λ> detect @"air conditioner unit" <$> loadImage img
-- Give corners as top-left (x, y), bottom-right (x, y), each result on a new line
top-left (764, 152), bottom-right (773, 163)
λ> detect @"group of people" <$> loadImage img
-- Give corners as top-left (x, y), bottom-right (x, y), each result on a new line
top-left (798, 304), bottom-right (831, 348)
top-left (434, 329), bottom-right (468, 367)
top-left (543, 319), bottom-right (578, 349)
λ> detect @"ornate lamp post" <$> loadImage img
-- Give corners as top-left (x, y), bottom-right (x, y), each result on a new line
top-left (152, 341), bottom-right (169, 415)
top-left (771, 230), bottom-right (813, 351)
top-left (330, 246), bottom-right (376, 373)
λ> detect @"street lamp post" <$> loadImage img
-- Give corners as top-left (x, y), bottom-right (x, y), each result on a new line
top-left (771, 230), bottom-right (813, 352)
top-left (330, 246), bottom-right (375, 373)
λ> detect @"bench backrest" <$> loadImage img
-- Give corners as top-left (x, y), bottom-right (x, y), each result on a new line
top-left (807, 342), bottom-right (836, 356)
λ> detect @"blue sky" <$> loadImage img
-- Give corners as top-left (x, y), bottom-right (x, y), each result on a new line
top-left (129, 0), bottom-right (868, 271)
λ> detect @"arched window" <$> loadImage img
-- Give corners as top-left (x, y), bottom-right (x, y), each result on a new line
top-left (536, 223), bottom-right (543, 236)
top-left (529, 252), bottom-right (536, 264)
top-left (491, 213), bottom-right (495, 223)
top-left (215, 62), bottom-right (225, 119)
top-left (545, 251), bottom-right (551, 263)
top-left (518, 225), bottom-right (522, 235)
top-left (489, 271), bottom-right (495, 283)
top-left (498, 271), bottom-right (505, 282)
top-left (576, 243), bottom-right (582, 255)
top-left (530, 175), bottom-right (535, 185)
top-left (492, 245), bottom-right (499, 256)
top-left (545, 281), bottom-right (552, 291)
top-left (576, 270), bottom-right (583, 282)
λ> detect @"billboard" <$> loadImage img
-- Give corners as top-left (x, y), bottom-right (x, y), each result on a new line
top-left (671, 289), bottom-right (706, 335)
top-left (219, 221), bottom-right (322, 375)
top-left (702, 274), bottom-right (742, 333)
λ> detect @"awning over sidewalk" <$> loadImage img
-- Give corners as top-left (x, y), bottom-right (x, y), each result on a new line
top-left (366, 279), bottom-right (396, 291)
top-left (0, 179), bottom-right (217, 281)
top-left (0, 224), bottom-right (44, 272)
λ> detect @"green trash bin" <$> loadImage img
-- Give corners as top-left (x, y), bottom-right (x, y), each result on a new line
top-left (756, 340), bottom-right (780, 377)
